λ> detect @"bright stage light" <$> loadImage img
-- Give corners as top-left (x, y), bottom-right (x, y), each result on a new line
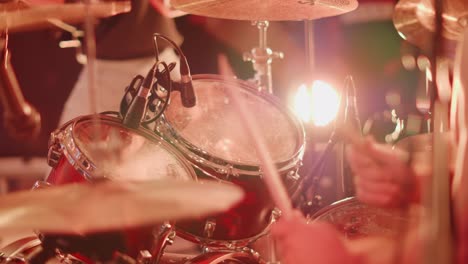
top-left (293, 80), bottom-right (340, 127)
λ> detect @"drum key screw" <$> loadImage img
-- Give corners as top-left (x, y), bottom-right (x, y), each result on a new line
top-left (286, 170), bottom-right (300, 181)
top-left (313, 195), bottom-right (323, 207)
top-left (203, 219), bottom-right (217, 238)
top-left (270, 208), bottom-right (282, 222)
top-left (166, 230), bottom-right (176, 245)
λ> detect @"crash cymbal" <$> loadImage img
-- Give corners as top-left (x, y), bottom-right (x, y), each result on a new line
top-left (170, 0), bottom-right (358, 21)
top-left (394, 0), bottom-right (467, 52)
top-left (0, 180), bottom-right (243, 234)
top-left (0, 1), bottom-right (131, 33)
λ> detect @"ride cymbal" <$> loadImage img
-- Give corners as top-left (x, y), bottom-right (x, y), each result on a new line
top-left (0, 180), bottom-right (243, 234)
top-left (170, 0), bottom-right (358, 21)
top-left (0, 1), bottom-right (131, 33)
top-left (394, 0), bottom-right (467, 53)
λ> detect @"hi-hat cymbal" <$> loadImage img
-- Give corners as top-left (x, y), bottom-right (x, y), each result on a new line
top-left (0, 1), bottom-right (131, 33)
top-left (394, 0), bottom-right (467, 52)
top-left (170, 0), bottom-right (359, 21)
top-left (0, 180), bottom-right (243, 234)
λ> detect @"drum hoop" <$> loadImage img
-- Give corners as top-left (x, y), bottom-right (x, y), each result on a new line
top-left (157, 74), bottom-right (306, 176)
top-left (186, 250), bottom-right (266, 264)
top-left (0, 237), bottom-right (41, 260)
top-left (56, 114), bottom-right (197, 182)
top-left (175, 213), bottom-right (275, 248)
top-left (310, 197), bottom-right (358, 220)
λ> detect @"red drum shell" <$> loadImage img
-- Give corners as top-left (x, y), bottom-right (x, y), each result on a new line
top-left (44, 114), bottom-right (197, 258)
top-left (47, 115), bottom-right (196, 184)
top-left (158, 75), bottom-right (305, 246)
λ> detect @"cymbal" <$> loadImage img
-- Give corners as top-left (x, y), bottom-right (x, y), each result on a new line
top-left (0, 1), bottom-right (131, 33)
top-left (393, 0), bottom-right (467, 52)
top-left (170, 0), bottom-right (359, 21)
top-left (0, 180), bottom-right (243, 234)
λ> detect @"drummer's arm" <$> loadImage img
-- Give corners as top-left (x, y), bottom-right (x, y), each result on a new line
top-left (272, 211), bottom-right (425, 264)
top-left (345, 226), bottom-right (425, 264)
top-left (346, 139), bottom-right (423, 207)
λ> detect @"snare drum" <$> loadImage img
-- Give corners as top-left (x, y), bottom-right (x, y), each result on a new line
top-left (311, 197), bottom-right (411, 239)
top-left (157, 75), bottom-right (305, 247)
top-left (43, 114), bottom-right (198, 259)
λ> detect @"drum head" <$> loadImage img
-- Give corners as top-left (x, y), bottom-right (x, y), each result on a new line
top-left (311, 198), bottom-right (409, 239)
top-left (164, 75), bottom-right (303, 166)
top-left (68, 116), bottom-right (195, 181)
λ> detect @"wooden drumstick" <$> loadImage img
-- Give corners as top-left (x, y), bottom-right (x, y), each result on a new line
top-left (217, 54), bottom-right (293, 219)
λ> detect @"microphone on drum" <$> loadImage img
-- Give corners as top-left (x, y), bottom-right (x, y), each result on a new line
top-left (0, 44), bottom-right (41, 141)
top-left (178, 56), bottom-right (196, 108)
top-left (122, 64), bottom-right (155, 129)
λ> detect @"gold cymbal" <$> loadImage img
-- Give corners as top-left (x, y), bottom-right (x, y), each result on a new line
top-left (0, 1), bottom-right (131, 33)
top-left (170, 0), bottom-right (359, 21)
top-left (0, 180), bottom-right (243, 234)
top-left (394, 0), bottom-right (467, 52)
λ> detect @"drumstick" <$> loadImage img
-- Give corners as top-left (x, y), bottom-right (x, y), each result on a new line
top-left (217, 54), bottom-right (293, 219)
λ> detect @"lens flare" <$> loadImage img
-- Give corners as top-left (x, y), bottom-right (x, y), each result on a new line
top-left (293, 81), bottom-right (340, 126)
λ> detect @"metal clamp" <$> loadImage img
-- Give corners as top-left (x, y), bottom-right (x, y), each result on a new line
top-left (47, 132), bottom-right (62, 168)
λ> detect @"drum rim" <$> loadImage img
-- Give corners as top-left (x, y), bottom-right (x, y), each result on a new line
top-left (157, 74), bottom-right (306, 176)
top-left (174, 220), bottom-right (273, 249)
top-left (55, 114), bottom-right (198, 182)
top-left (310, 197), bottom-right (359, 220)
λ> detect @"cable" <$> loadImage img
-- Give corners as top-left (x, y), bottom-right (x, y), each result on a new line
top-left (152, 33), bottom-right (191, 77)
top-left (142, 61), bottom-right (172, 125)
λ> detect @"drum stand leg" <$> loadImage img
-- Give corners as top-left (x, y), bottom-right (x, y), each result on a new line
top-left (243, 21), bottom-right (283, 94)
top-left (150, 222), bottom-right (176, 264)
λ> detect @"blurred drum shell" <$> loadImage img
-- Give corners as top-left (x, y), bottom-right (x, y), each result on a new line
top-left (155, 75), bottom-right (306, 247)
top-left (41, 114), bottom-right (198, 259)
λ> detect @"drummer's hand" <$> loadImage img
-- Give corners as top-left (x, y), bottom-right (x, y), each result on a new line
top-left (346, 137), bottom-right (417, 207)
top-left (271, 211), bottom-right (360, 264)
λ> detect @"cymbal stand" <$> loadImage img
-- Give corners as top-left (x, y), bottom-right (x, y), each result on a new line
top-left (243, 21), bottom-right (283, 94)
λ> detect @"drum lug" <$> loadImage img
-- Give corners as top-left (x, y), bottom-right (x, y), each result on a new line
top-left (203, 218), bottom-right (217, 238)
top-left (270, 208), bottom-right (282, 223)
top-left (47, 132), bottom-right (62, 168)
top-left (286, 170), bottom-right (300, 182)
top-left (241, 247), bottom-right (262, 263)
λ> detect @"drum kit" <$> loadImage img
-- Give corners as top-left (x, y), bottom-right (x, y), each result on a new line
top-left (0, 0), bottom-right (466, 263)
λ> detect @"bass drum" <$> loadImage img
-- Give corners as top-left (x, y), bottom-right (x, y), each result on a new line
top-left (310, 197), bottom-right (414, 239)
top-left (42, 114), bottom-right (197, 260)
top-left (157, 75), bottom-right (305, 247)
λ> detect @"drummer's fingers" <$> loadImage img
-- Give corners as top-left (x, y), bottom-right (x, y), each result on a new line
top-left (353, 166), bottom-right (395, 182)
top-left (346, 147), bottom-right (377, 171)
top-left (355, 188), bottom-right (398, 207)
top-left (354, 176), bottom-right (400, 198)
top-left (366, 142), bottom-right (408, 166)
